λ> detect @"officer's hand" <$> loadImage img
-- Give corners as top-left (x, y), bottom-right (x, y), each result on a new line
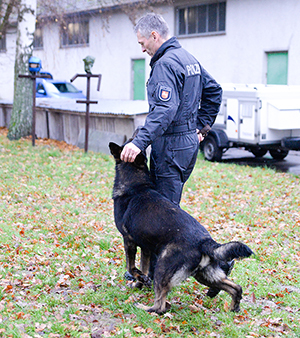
top-left (198, 133), bottom-right (204, 143)
top-left (196, 130), bottom-right (204, 143)
top-left (120, 142), bottom-right (141, 162)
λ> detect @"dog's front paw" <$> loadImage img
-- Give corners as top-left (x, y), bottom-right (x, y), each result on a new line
top-left (135, 301), bottom-right (171, 314)
top-left (146, 301), bottom-right (171, 315)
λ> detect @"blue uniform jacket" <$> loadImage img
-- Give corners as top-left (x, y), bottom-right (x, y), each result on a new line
top-left (132, 36), bottom-right (222, 152)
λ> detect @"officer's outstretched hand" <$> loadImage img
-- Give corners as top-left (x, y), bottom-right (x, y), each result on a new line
top-left (120, 142), bottom-right (141, 162)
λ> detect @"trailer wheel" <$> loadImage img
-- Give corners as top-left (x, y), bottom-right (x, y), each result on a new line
top-left (201, 135), bottom-right (222, 161)
top-left (250, 148), bottom-right (268, 157)
top-left (269, 149), bottom-right (289, 160)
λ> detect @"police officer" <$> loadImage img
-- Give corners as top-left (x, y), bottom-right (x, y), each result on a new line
top-left (121, 13), bottom-right (222, 206)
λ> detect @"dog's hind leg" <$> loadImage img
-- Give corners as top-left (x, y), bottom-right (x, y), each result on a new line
top-left (146, 251), bottom-right (192, 314)
top-left (207, 259), bottom-right (235, 298)
top-left (214, 278), bottom-right (243, 312)
top-left (195, 271), bottom-right (242, 312)
top-left (147, 283), bottom-right (171, 314)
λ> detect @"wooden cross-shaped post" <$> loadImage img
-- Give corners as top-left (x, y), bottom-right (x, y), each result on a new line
top-left (70, 73), bottom-right (102, 153)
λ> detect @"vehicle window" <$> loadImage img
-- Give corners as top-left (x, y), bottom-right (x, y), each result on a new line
top-left (53, 83), bottom-right (79, 93)
top-left (37, 83), bottom-right (46, 94)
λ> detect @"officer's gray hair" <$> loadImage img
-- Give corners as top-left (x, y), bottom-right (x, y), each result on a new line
top-left (134, 13), bottom-right (170, 39)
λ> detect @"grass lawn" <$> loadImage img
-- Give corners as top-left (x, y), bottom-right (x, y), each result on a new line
top-left (0, 128), bottom-right (299, 337)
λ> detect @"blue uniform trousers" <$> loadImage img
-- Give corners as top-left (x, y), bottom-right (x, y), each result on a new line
top-left (150, 131), bottom-right (199, 206)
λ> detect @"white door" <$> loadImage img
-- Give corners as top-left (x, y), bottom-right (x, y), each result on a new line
top-left (239, 101), bottom-right (257, 142)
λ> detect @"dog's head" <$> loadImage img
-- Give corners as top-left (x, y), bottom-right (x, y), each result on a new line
top-left (109, 142), bottom-right (146, 168)
top-left (109, 142), bottom-right (151, 198)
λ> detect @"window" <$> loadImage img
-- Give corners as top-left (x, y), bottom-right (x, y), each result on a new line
top-left (267, 52), bottom-right (288, 85)
top-left (177, 2), bottom-right (226, 36)
top-left (33, 26), bottom-right (43, 49)
top-left (240, 102), bottom-right (254, 118)
top-left (53, 82), bottom-right (80, 93)
top-left (37, 83), bottom-right (46, 95)
top-left (61, 18), bottom-right (89, 47)
top-left (0, 34), bottom-right (6, 52)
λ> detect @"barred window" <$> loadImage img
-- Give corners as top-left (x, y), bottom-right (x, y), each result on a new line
top-left (0, 34), bottom-right (6, 52)
top-left (33, 26), bottom-right (43, 49)
top-left (177, 2), bottom-right (226, 36)
top-left (61, 19), bottom-right (89, 47)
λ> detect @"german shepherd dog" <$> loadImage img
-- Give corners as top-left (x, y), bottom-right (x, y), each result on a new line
top-left (109, 142), bottom-right (253, 314)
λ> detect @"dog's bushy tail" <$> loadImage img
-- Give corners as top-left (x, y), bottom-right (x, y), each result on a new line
top-left (213, 241), bottom-right (253, 261)
top-left (202, 239), bottom-right (253, 261)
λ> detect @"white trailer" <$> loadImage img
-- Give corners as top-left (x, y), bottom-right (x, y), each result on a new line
top-left (201, 84), bottom-right (300, 161)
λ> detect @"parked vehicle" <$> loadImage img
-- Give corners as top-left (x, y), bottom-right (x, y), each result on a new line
top-left (39, 71), bottom-right (53, 79)
top-left (200, 84), bottom-right (300, 161)
top-left (36, 78), bottom-right (86, 99)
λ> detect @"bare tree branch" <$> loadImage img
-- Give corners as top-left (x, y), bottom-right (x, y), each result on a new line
top-left (0, 0), bottom-right (20, 39)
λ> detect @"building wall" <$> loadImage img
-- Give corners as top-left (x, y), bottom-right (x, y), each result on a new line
top-left (31, 10), bottom-right (148, 101)
top-left (1, 0), bottom-right (300, 102)
top-left (0, 26), bottom-right (17, 101)
top-left (178, 0), bottom-right (300, 85)
top-left (32, 4), bottom-right (172, 101)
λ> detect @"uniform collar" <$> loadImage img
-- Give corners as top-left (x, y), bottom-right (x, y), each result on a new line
top-left (150, 36), bottom-right (181, 68)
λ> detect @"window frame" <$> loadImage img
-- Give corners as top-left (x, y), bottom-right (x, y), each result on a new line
top-left (33, 25), bottom-right (43, 50)
top-left (176, 1), bottom-right (226, 38)
top-left (0, 34), bottom-right (6, 52)
top-left (60, 17), bottom-right (89, 48)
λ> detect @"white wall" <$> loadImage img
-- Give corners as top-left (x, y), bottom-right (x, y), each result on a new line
top-left (1, 0), bottom-right (300, 102)
top-left (0, 27), bottom-right (17, 101)
top-left (31, 10), bottom-right (151, 101)
top-left (178, 0), bottom-right (300, 85)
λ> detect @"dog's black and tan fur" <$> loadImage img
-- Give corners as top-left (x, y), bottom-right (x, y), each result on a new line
top-left (109, 142), bottom-right (253, 314)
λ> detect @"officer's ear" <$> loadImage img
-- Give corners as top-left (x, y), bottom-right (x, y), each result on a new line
top-left (151, 31), bottom-right (159, 41)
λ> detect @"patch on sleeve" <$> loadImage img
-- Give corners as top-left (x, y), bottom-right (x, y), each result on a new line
top-left (158, 86), bottom-right (172, 102)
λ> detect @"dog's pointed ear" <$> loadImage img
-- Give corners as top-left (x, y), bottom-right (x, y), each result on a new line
top-left (109, 142), bottom-right (122, 160)
top-left (134, 152), bottom-right (146, 167)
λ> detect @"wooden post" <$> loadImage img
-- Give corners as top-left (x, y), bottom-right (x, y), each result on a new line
top-left (70, 73), bottom-right (102, 153)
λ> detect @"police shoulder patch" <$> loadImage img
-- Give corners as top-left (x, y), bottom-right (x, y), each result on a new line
top-left (158, 86), bottom-right (172, 102)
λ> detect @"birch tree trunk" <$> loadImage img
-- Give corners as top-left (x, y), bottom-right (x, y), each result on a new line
top-left (7, 0), bottom-right (37, 140)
